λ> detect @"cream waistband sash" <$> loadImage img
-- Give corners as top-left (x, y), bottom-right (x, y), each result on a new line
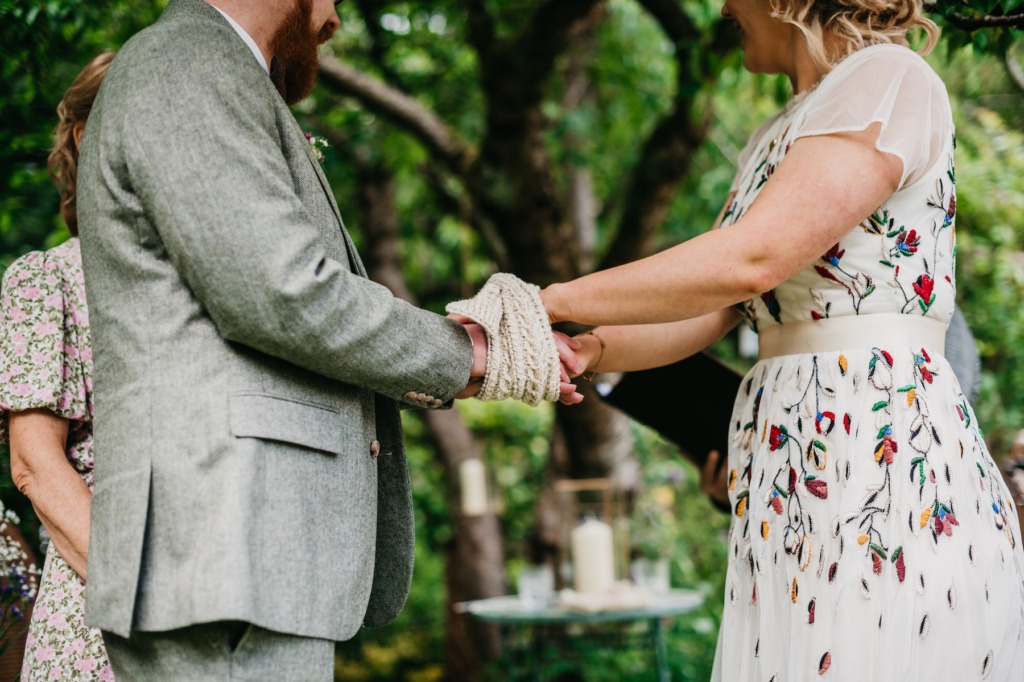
top-left (758, 313), bottom-right (948, 360)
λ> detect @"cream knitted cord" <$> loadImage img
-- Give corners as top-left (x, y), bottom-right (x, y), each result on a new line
top-left (446, 273), bottom-right (561, 405)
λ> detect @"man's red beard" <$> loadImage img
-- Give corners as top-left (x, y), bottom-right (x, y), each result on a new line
top-left (269, 0), bottom-right (334, 105)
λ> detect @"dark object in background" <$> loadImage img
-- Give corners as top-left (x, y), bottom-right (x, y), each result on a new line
top-left (944, 307), bottom-right (981, 405)
top-left (602, 352), bottom-right (743, 512)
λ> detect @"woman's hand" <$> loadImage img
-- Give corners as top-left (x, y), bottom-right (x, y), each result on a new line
top-left (553, 331), bottom-right (584, 405)
top-left (568, 331), bottom-right (604, 379)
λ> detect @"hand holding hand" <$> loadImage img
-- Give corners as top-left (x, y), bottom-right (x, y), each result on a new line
top-left (553, 331), bottom-right (584, 405)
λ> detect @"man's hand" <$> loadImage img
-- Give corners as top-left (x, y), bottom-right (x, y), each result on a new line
top-left (455, 320), bottom-right (488, 399)
top-left (700, 449), bottom-right (730, 507)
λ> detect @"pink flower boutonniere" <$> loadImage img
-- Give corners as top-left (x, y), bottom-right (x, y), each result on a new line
top-left (303, 131), bottom-right (329, 164)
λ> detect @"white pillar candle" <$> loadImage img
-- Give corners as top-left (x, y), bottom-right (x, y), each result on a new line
top-left (459, 458), bottom-right (488, 516)
top-left (571, 518), bottom-right (615, 593)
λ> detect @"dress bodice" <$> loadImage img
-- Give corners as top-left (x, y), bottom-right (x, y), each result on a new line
top-left (721, 44), bottom-right (957, 333)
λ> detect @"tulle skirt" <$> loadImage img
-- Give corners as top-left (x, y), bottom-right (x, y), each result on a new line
top-left (712, 344), bottom-right (1024, 681)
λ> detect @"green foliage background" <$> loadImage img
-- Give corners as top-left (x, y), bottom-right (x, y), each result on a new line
top-left (1, 1), bottom-right (1022, 680)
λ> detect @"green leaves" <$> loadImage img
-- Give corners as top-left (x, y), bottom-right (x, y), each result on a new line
top-left (929, 0), bottom-right (1024, 54)
top-left (0, 0), bottom-right (160, 267)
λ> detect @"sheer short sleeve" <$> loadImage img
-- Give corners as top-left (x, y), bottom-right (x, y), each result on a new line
top-left (0, 247), bottom-right (90, 443)
top-left (796, 44), bottom-right (953, 189)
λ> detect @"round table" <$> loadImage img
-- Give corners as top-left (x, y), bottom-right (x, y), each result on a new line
top-left (458, 589), bottom-right (703, 681)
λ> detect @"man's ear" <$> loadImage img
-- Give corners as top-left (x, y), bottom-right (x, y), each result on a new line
top-left (73, 121), bottom-right (87, 151)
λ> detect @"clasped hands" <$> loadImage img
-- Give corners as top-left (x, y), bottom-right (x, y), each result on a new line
top-left (450, 315), bottom-right (594, 405)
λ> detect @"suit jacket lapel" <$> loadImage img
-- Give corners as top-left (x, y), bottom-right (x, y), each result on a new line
top-left (168, 0), bottom-right (367, 278)
top-left (287, 114), bottom-right (367, 277)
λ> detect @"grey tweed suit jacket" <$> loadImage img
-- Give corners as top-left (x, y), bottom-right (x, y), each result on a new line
top-left (76, 0), bottom-right (472, 641)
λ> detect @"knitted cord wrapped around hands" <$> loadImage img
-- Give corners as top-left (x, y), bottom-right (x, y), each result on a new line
top-left (445, 273), bottom-right (561, 406)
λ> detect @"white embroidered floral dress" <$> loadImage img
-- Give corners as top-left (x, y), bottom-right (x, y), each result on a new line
top-left (0, 238), bottom-right (114, 681)
top-left (712, 45), bottom-right (1024, 681)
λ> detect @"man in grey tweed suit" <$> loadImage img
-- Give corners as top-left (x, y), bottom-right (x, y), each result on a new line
top-left (74, 0), bottom-right (530, 678)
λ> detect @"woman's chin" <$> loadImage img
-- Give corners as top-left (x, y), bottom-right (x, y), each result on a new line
top-left (741, 52), bottom-right (762, 74)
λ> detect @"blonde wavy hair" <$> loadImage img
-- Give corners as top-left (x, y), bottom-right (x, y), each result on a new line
top-left (48, 52), bottom-right (115, 236)
top-left (770, 0), bottom-right (939, 72)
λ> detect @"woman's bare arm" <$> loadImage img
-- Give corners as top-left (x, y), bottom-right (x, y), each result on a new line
top-left (574, 307), bottom-right (742, 375)
top-left (543, 124), bottom-right (902, 327)
top-left (568, 188), bottom-right (744, 375)
top-left (10, 409), bottom-right (92, 580)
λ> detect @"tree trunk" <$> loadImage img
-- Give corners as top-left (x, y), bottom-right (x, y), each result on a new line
top-left (424, 410), bottom-right (506, 681)
top-left (317, 3), bottom-right (734, 672)
top-left (354, 161), bottom-right (505, 681)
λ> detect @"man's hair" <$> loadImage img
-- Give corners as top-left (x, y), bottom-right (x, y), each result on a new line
top-left (770, 0), bottom-right (939, 72)
top-left (48, 51), bottom-right (115, 236)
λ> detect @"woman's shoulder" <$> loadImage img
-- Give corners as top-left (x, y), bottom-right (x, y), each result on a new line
top-left (3, 249), bottom-right (45, 285)
top-left (821, 43), bottom-right (943, 93)
top-left (844, 42), bottom-right (931, 65)
top-left (800, 42), bottom-right (951, 135)
top-left (2, 239), bottom-right (81, 286)
top-left (2, 239), bottom-right (82, 310)
top-left (47, 236), bottom-right (82, 261)
top-left (789, 43), bottom-right (953, 189)
top-left (2, 250), bottom-right (48, 306)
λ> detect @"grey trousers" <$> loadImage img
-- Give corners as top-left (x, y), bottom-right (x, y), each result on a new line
top-left (101, 622), bottom-right (334, 681)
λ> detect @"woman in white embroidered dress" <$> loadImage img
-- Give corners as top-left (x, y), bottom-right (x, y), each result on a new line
top-left (542, 0), bottom-right (1024, 678)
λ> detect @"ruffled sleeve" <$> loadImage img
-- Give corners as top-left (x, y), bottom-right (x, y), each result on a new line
top-left (795, 44), bottom-right (953, 190)
top-left (0, 247), bottom-right (90, 443)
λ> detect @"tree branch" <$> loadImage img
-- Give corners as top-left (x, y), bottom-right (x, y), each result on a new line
top-left (947, 11), bottom-right (1024, 30)
top-left (461, 1), bottom-right (604, 284)
top-left (474, 0), bottom-right (603, 116)
top-left (636, 0), bottom-right (701, 47)
top-left (599, 3), bottom-right (734, 269)
top-left (318, 55), bottom-right (475, 175)
top-left (600, 109), bottom-right (709, 269)
top-left (316, 58), bottom-right (513, 266)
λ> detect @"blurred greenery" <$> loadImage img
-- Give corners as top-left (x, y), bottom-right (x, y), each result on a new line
top-left (338, 403), bottom-right (731, 681)
top-left (1, 1), bottom-right (1022, 680)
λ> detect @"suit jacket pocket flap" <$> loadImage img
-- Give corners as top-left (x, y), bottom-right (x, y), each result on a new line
top-left (229, 393), bottom-right (343, 455)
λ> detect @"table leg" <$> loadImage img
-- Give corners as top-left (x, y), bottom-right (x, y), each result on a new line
top-left (531, 625), bottom-right (543, 682)
top-left (653, 618), bottom-right (669, 682)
